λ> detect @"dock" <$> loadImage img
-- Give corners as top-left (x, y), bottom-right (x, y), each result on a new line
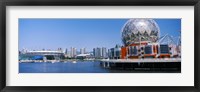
top-left (100, 58), bottom-right (181, 71)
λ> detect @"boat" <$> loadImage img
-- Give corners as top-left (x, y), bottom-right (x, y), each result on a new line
top-left (72, 61), bottom-right (77, 63)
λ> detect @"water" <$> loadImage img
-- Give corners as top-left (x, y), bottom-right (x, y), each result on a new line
top-left (20, 61), bottom-right (128, 73)
top-left (19, 60), bottom-right (180, 73)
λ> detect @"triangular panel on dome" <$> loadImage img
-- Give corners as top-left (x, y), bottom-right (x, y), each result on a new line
top-left (121, 19), bottom-right (160, 46)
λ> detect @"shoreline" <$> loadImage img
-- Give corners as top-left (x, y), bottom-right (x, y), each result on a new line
top-left (19, 58), bottom-right (181, 63)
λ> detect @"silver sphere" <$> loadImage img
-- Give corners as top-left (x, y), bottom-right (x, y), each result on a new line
top-left (121, 19), bottom-right (160, 46)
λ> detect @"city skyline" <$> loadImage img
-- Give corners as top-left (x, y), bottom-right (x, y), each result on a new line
top-left (19, 18), bottom-right (181, 52)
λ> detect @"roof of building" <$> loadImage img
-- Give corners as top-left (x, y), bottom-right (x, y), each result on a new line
top-left (27, 50), bottom-right (63, 53)
top-left (76, 54), bottom-right (90, 57)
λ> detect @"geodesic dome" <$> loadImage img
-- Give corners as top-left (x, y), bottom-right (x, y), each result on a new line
top-left (121, 19), bottom-right (160, 46)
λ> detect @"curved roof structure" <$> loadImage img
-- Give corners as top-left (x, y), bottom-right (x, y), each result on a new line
top-left (121, 19), bottom-right (160, 46)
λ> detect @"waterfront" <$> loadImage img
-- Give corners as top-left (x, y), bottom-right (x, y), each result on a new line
top-left (19, 60), bottom-right (181, 73)
top-left (19, 19), bottom-right (181, 73)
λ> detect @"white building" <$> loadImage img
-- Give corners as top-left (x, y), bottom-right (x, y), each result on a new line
top-left (80, 48), bottom-right (86, 54)
top-left (70, 47), bottom-right (77, 58)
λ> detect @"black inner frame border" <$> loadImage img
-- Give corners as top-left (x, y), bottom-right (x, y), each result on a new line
top-left (0, 0), bottom-right (199, 92)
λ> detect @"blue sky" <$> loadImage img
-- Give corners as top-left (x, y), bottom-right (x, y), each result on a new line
top-left (19, 18), bottom-right (181, 52)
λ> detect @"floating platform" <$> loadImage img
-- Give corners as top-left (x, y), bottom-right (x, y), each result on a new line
top-left (100, 58), bottom-right (181, 72)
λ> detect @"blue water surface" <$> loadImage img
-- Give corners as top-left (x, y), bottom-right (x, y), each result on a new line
top-left (19, 61), bottom-right (110, 73)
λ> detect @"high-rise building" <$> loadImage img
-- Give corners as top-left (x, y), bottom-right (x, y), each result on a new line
top-left (93, 47), bottom-right (107, 59)
top-left (83, 48), bottom-right (86, 54)
top-left (70, 47), bottom-right (73, 57)
top-left (108, 48), bottom-right (114, 59)
top-left (80, 48), bottom-right (86, 54)
top-left (97, 47), bottom-right (102, 58)
top-left (73, 48), bottom-right (77, 57)
top-left (108, 49), bottom-right (111, 58)
top-left (70, 47), bottom-right (77, 57)
top-left (114, 47), bottom-right (121, 59)
top-left (80, 48), bottom-right (84, 54)
top-left (65, 48), bottom-right (68, 55)
top-left (102, 47), bottom-right (107, 58)
top-left (93, 48), bottom-right (96, 58)
top-left (108, 45), bottom-right (121, 59)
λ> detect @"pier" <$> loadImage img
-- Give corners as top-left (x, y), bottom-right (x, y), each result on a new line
top-left (100, 58), bottom-right (181, 71)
